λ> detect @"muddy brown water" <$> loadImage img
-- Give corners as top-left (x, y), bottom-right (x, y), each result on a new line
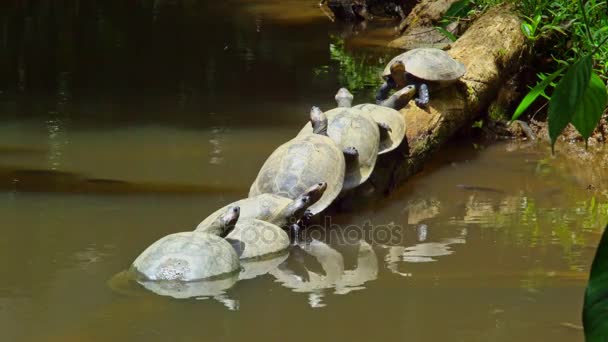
top-left (0, 1), bottom-right (605, 341)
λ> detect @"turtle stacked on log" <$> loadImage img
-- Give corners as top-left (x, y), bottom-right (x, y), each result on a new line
top-left (376, 47), bottom-right (466, 108)
top-left (121, 48), bottom-right (466, 298)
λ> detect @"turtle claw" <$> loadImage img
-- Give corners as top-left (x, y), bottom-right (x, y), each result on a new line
top-left (303, 209), bottom-right (314, 223)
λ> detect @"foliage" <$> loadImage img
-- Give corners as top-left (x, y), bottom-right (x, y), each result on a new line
top-left (513, 0), bottom-right (608, 151)
top-left (583, 223), bottom-right (608, 341)
top-left (443, 0), bottom-right (608, 151)
top-left (318, 36), bottom-right (384, 92)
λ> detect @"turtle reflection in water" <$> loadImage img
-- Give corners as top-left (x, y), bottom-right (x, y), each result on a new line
top-left (383, 225), bottom-right (467, 277)
top-left (270, 239), bottom-right (378, 308)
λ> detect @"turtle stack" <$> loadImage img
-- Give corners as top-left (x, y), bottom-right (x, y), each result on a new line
top-left (118, 47), bottom-right (465, 299)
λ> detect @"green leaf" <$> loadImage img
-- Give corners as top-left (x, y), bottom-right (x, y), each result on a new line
top-left (443, 0), bottom-right (472, 19)
top-left (571, 72), bottom-right (608, 146)
top-left (434, 26), bottom-right (457, 42)
top-left (548, 55), bottom-right (593, 153)
top-left (521, 22), bottom-right (535, 38)
top-left (583, 223), bottom-right (608, 341)
top-left (532, 13), bottom-right (542, 28)
top-left (511, 67), bottom-right (565, 121)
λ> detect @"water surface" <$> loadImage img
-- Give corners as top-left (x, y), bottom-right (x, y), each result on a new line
top-left (0, 1), bottom-right (605, 341)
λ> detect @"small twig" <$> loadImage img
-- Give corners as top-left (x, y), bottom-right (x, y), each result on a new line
top-left (318, 0), bottom-right (335, 22)
top-left (530, 100), bottom-right (549, 121)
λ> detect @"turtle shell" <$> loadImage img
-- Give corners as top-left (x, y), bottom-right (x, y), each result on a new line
top-left (195, 194), bottom-right (294, 233)
top-left (131, 231), bottom-right (239, 281)
top-left (351, 103), bottom-right (406, 154)
top-left (297, 108), bottom-right (379, 191)
top-left (382, 47), bottom-right (466, 82)
top-left (249, 134), bottom-right (345, 215)
top-left (226, 218), bottom-right (290, 259)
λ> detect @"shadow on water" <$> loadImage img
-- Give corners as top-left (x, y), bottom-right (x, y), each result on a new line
top-left (0, 167), bottom-right (243, 195)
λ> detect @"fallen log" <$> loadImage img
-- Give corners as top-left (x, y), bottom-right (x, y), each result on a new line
top-left (365, 5), bottom-right (527, 195)
top-left (393, 0), bottom-right (460, 35)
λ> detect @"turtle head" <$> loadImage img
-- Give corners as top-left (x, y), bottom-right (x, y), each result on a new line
top-left (310, 106), bottom-right (328, 136)
top-left (219, 206), bottom-right (240, 237)
top-left (335, 88), bottom-right (354, 108)
top-left (389, 60), bottom-right (407, 88)
top-left (380, 84), bottom-right (417, 110)
top-left (301, 182), bottom-right (327, 207)
top-left (289, 195), bottom-right (311, 221)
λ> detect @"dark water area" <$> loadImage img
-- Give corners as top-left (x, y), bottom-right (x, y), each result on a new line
top-left (0, 1), bottom-right (605, 341)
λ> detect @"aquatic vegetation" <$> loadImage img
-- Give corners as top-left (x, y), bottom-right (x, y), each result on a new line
top-left (318, 36), bottom-right (385, 92)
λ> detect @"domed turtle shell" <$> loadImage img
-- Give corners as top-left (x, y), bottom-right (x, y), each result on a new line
top-left (249, 134), bottom-right (345, 215)
top-left (196, 194), bottom-right (296, 232)
top-left (351, 103), bottom-right (406, 154)
top-left (382, 47), bottom-right (466, 83)
top-left (131, 231), bottom-right (239, 281)
top-left (296, 109), bottom-right (379, 191)
top-left (226, 218), bottom-right (290, 259)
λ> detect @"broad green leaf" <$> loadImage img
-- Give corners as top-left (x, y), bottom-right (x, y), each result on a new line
top-left (548, 55), bottom-right (592, 153)
top-left (511, 67), bottom-right (565, 121)
top-left (571, 72), bottom-right (608, 146)
top-left (434, 26), bottom-right (457, 42)
top-left (521, 22), bottom-right (534, 38)
top-left (583, 223), bottom-right (608, 341)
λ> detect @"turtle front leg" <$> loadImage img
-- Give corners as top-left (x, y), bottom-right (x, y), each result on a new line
top-left (290, 223), bottom-right (302, 245)
top-left (415, 83), bottom-right (430, 108)
top-left (375, 78), bottom-right (396, 104)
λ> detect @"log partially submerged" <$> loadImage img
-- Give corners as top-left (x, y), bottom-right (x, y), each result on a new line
top-left (367, 6), bottom-right (527, 194)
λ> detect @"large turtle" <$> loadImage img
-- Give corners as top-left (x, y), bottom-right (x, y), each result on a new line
top-left (376, 47), bottom-right (466, 108)
top-left (196, 182), bottom-right (327, 233)
top-left (297, 102), bottom-right (379, 191)
top-left (131, 207), bottom-right (241, 282)
top-left (249, 107), bottom-right (354, 215)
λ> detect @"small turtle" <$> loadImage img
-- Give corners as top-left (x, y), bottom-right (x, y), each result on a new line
top-left (249, 107), bottom-right (355, 215)
top-left (227, 218), bottom-right (290, 259)
top-left (297, 97), bottom-right (381, 191)
top-left (196, 182), bottom-right (327, 233)
top-left (376, 47), bottom-right (466, 108)
top-left (131, 207), bottom-right (240, 282)
top-left (328, 87), bottom-right (412, 154)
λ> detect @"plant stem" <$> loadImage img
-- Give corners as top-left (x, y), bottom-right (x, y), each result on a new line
top-left (591, 35), bottom-right (608, 56)
top-left (578, 0), bottom-right (594, 46)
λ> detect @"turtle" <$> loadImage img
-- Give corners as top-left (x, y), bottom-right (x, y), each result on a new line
top-left (322, 87), bottom-right (413, 154)
top-left (296, 97), bottom-right (380, 191)
top-left (249, 107), bottom-right (354, 215)
top-left (226, 218), bottom-right (290, 259)
top-left (131, 207), bottom-right (241, 282)
top-left (351, 102), bottom-right (406, 154)
top-left (196, 182), bottom-right (327, 233)
top-left (376, 47), bottom-right (466, 108)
